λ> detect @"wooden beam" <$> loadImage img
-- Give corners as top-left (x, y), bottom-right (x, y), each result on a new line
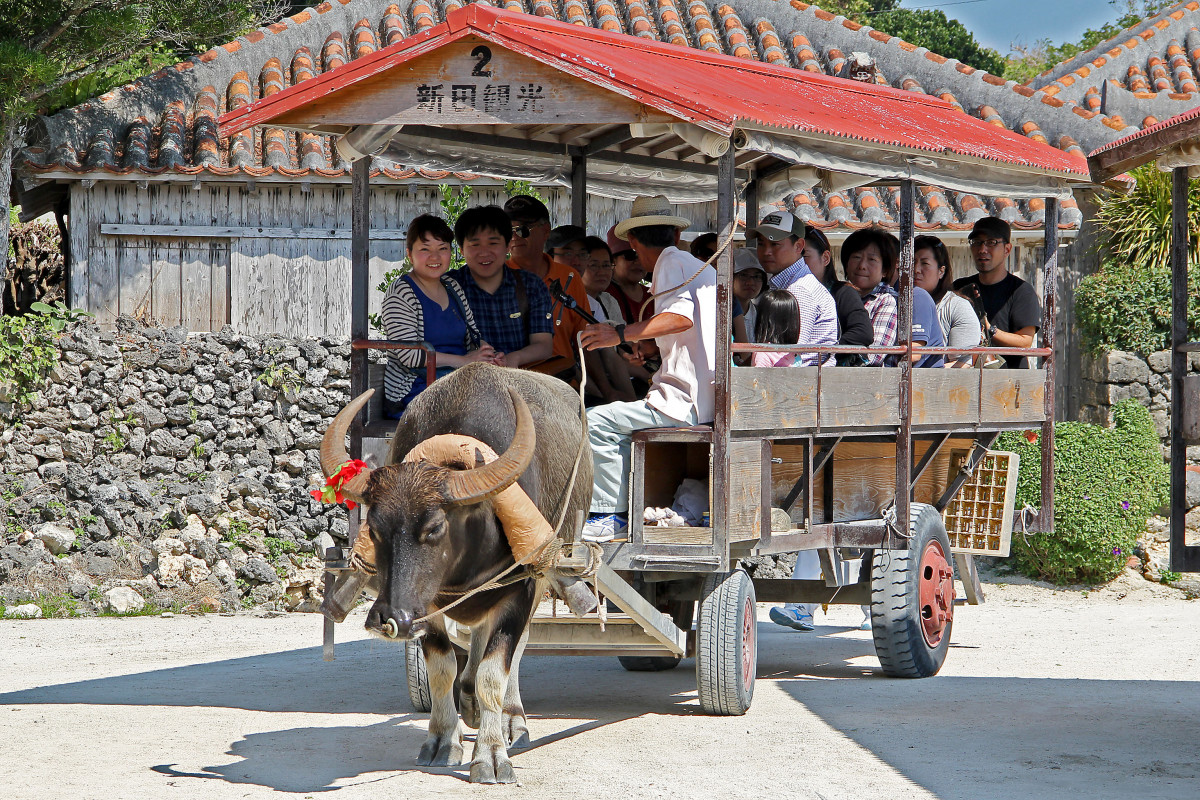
top-left (1169, 167), bottom-right (1200, 571)
top-left (1040, 197), bottom-right (1059, 530)
top-left (595, 564), bottom-right (688, 655)
top-left (713, 140), bottom-right (736, 564)
top-left (571, 155), bottom-right (586, 228)
top-left (1087, 114), bottom-right (1200, 182)
top-left (895, 180), bottom-right (915, 536)
top-left (99, 223), bottom-right (406, 239)
top-left (350, 158), bottom-right (371, 464)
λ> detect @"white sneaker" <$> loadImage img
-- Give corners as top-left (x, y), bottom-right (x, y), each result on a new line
top-left (582, 514), bottom-right (627, 543)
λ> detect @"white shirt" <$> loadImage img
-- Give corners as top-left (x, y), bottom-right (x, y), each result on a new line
top-left (646, 246), bottom-right (717, 424)
top-left (588, 293), bottom-right (626, 325)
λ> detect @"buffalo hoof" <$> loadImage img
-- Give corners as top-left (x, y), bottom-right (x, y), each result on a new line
top-left (417, 734), bottom-right (463, 767)
top-left (469, 747), bottom-right (516, 784)
top-left (503, 711), bottom-right (530, 750)
top-left (459, 692), bottom-right (480, 730)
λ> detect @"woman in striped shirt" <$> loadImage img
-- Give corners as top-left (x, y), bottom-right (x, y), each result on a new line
top-left (380, 214), bottom-right (497, 418)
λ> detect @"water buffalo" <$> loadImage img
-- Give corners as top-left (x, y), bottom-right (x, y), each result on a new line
top-left (319, 363), bottom-right (593, 783)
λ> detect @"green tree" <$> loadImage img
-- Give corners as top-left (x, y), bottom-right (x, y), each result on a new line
top-left (0, 1), bottom-right (285, 282)
top-left (817, 1), bottom-right (1005, 74)
top-left (1004, 0), bottom-right (1178, 83)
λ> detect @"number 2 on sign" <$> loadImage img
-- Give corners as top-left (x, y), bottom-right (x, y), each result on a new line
top-left (471, 45), bottom-right (493, 77)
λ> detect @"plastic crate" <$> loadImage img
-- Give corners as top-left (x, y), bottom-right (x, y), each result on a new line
top-left (943, 450), bottom-right (1019, 557)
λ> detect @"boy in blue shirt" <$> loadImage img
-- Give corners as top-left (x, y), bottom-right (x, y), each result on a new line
top-left (452, 206), bottom-right (554, 369)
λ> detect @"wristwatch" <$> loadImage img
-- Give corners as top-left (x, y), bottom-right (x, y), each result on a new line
top-left (614, 323), bottom-right (627, 344)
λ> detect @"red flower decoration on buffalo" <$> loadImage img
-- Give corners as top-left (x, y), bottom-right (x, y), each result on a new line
top-left (310, 459), bottom-right (368, 510)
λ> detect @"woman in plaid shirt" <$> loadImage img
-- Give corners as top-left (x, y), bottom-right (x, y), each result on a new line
top-left (841, 228), bottom-right (898, 367)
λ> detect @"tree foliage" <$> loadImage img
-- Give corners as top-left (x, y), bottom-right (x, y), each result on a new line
top-left (0, 0), bottom-right (285, 280)
top-left (1075, 165), bottom-right (1200, 355)
top-left (1003, 0), bottom-right (1178, 84)
top-left (815, 0), bottom-right (1005, 74)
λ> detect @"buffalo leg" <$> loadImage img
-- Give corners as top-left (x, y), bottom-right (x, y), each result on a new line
top-left (468, 644), bottom-right (518, 784)
top-left (416, 622), bottom-right (462, 766)
top-left (457, 619), bottom-right (490, 731)
top-left (502, 623), bottom-right (532, 749)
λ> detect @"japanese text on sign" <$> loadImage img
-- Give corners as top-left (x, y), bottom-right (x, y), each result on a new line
top-left (415, 82), bottom-right (545, 114)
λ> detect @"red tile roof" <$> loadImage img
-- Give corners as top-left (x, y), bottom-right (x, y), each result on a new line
top-left (222, 4), bottom-right (1088, 182)
top-left (19, 0), bottom-right (1100, 230)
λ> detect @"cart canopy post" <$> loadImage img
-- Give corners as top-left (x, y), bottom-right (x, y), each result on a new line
top-left (894, 179), bottom-right (916, 534)
top-left (1039, 196), bottom-right (1059, 530)
top-left (1170, 166), bottom-right (1195, 571)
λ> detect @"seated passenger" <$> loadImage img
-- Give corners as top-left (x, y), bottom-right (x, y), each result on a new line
top-left (578, 196), bottom-right (716, 542)
top-left (752, 211), bottom-right (838, 366)
top-left (586, 236), bottom-right (654, 398)
top-left (689, 232), bottom-right (719, 262)
top-left (751, 289), bottom-right (801, 368)
top-left (952, 216), bottom-right (1042, 369)
top-left (503, 196), bottom-right (590, 380)
top-left (800, 226), bottom-right (873, 365)
top-left (877, 231), bottom-right (945, 369)
top-left (914, 235), bottom-right (981, 368)
top-left (580, 237), bottom-right (636, 405)
top-left (380, 214), bottom-right (495, 418)
top-left (451, 205), bottom-right (554, 369)
top-left (547, 224), bottom-right (589, 273)
top-left (733, 249), bottom-right (767, 341)
top-left (605, 226), bottom-right (655, 324)
top-left (842, 228), bottom-right (899, 366)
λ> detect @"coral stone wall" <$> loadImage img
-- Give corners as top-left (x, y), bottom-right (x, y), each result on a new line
top-left (0, 318), bottom-right (354, 613)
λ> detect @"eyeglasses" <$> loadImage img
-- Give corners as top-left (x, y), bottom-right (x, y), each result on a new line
top-left (968, 237), bottom-right (1007, 249)
top-left (511, 221), bottom-right (546, 238)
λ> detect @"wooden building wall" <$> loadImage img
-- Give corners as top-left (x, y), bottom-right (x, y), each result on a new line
top-left (67, 179), bottom-right (717, 338)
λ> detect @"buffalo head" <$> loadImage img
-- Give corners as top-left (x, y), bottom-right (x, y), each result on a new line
top-left (319, 388), bottom-right (536, 640)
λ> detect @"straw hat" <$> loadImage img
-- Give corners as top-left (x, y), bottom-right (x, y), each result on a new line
top-left (613, 195), bottom-right (691, 241)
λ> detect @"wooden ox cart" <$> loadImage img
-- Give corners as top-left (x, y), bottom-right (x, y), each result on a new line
top-left (219, 5), bottom-right (1095, 716)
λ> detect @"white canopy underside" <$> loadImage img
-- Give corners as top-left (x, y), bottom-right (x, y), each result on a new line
top-left (1157, 141), bottom-right (1200, 176)
top-left (379, 126), bottom-right (1078, 203)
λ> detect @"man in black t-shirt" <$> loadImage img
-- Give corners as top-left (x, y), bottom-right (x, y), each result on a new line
top-left (952, 217), bottom-right (1042, 368)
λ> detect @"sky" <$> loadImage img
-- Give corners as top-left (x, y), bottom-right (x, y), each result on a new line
top-left (896, 0), bottom-right (1138, 54)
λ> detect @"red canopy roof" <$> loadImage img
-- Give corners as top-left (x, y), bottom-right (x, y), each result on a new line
top-left (220, 4), bottom-right (1089, 182)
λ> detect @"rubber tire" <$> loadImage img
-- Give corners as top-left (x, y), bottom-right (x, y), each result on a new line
top-left (619, 598), bottom-right (694, 672)
top-left (405, 640), bottom-right (433, 712)
top-left (695, 569), bottom-right (757, 715)
top-left (870, 502), bottom-right (954, 678)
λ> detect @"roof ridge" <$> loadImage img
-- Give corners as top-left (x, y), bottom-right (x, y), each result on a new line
top-left (1031, 1), bottom-right (1200, 95)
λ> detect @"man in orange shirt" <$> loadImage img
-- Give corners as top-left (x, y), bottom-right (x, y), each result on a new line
top-left (504, 195), bottom-right (592, 381)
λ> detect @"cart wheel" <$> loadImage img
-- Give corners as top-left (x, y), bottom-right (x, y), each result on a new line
top-left (619, 599), bottom-right (694, 672)
top-left (405, 640), bottom-right (432, 712)
top-left (696, 569), bottom-right (757, 715)
top-left (870, 502), bottom-right (955, 678)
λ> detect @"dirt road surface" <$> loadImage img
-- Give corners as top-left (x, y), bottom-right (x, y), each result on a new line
top-left (2, 584), bottom-right (1197, 800)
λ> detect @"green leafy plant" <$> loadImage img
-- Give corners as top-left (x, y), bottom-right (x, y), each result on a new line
top-left (1160, 569), bottom-right (1181, 583)
top-left (1075, 164), bottom-right (1200, 354)
top-left (997, 400), bottom-right (1169, 585)
top-left (0, 302), bottom-right (90, 415)
top-left (258, 361), bottom-right (301, 393)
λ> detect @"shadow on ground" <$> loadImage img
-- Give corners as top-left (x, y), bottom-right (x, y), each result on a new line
top-left (759, 622), bottom-right (1200, 800)
top-left (4, 624), bottom-right (1198, 797)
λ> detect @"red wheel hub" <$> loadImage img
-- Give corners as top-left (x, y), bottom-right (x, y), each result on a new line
top-left (918, 541), bottom-right (955, 648)
top-left (741, 596), bottom-right (756, 694)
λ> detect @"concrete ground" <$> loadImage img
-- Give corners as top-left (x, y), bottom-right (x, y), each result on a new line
top-left (1, 584), bottom-right (1197, 800)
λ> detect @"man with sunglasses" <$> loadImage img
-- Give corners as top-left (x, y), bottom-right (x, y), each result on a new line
top-left (953, 217), bottom-right (1041, 369)
top-left (504, 195), bottom-right (591, 380)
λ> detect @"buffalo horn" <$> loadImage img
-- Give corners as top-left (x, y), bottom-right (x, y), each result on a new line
top-left (319, 389), bottom-right (375, 503)
top-left (443, 388), bottom-right (536, 506)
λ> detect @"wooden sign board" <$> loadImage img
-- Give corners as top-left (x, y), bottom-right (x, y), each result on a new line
top-left (272, 37), bottom-right (675, 128)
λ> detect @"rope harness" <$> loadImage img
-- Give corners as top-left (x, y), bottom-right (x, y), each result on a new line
top-left (374, 222), bottom-right (739, 626)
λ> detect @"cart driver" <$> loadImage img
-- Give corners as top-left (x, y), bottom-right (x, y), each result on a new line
top-left (576, 195), bottom-right (717, 542)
